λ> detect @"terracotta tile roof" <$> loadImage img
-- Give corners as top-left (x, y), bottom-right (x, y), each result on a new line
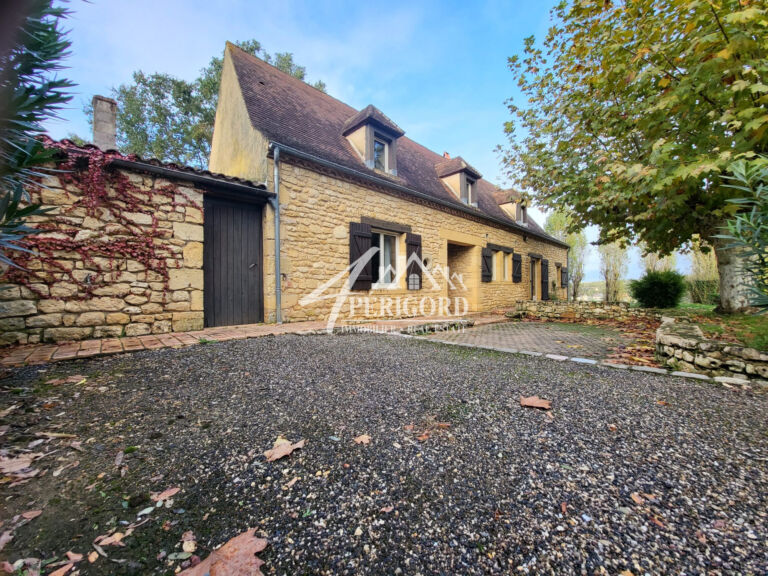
top-left (44, 137), bottom-right (268, 192)
top-left (227, 44), bottom-right (562, 245)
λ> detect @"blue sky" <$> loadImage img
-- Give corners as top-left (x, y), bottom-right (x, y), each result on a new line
top-left (45, 0), bottom-right (688, 281)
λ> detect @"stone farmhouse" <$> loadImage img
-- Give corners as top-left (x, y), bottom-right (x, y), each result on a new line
top-left (0, 43), bottom-right (567, 344)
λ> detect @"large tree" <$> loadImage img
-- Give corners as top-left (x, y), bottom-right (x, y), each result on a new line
top-left (502, 0), bottom-right (768, 312)
top-left (599, 241), bottom-right (628, 303)
top-left (107, 40), bottom-right (326, 168)
top-left (544, 210), bottom-right (588, 299)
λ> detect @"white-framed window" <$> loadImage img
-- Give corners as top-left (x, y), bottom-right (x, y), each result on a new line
top-left (372, 230), bottom-right (398, 287)
top-left (373, 137), bottom-right (389, 172)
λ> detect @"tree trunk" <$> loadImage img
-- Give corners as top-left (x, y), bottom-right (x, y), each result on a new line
top-left (713, 236), bottom-right (752, 313)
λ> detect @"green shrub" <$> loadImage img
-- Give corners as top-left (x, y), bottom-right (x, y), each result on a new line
top-left (686, 279), bottom-right (720, 304)
top-left (630, 271), bottom-right (686, 308)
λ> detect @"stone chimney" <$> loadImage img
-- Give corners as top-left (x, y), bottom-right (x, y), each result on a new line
top-left (443, 151), bottom-right (451, 159)
top-left (92, 95), bottom-right (117, 150)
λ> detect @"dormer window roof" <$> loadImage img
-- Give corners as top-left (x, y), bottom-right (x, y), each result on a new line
top-left (435, 156), bottom-right (482, 207)
top-left (343, 105), bottom-right (404, 176)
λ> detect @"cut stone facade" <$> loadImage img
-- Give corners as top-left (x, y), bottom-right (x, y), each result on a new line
top-left (0, 167), bottom-right (205, 345)
top-left (261, 158), bottom-right (568, 323)
top-left (656, 318), bottom-right (768, 380)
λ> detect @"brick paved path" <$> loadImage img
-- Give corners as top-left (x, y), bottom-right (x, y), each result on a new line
top-left (0, 314), bottom-right (506, 368)
top-left (428, 321), bottom-right (626, 359)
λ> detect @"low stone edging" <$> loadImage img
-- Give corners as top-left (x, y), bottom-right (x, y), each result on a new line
top-left (656, 317), bottom-right (768, 381)
top-left (509, 300), bottom-right (660, 322)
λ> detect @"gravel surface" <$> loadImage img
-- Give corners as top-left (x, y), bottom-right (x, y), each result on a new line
top-left (1, 333), bottom-right (767, 575)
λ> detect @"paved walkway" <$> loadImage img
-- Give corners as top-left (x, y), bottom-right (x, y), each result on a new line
top-left (427, 321), bottom-right (626, 359)
top-left (0, 314), bottom-right (505, 368)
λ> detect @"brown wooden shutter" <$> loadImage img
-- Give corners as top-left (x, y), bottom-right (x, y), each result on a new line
top-left (481, 247), bottom-right (493, 283)
top-left (541, 259), bottom-right (549, 300)
top-left (512, 253), bottom-right (522, 283)
top-left (349, 222), bottom-right (373, 290)
top-left (405, 233), bottom-right (422, 290)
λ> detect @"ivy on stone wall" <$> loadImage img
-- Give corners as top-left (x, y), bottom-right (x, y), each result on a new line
top-left (5, 141), bottom-right (201, 301)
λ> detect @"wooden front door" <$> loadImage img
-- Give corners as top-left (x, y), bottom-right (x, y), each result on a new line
top-left (203, 197), bottom-right (263, 327)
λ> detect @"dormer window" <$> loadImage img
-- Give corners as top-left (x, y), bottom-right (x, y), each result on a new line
top-left (373, 137), bottom-right (389, 172)
top-left (517, 202), bottom-right (528, 225)
top-left (436, 156), bottom-right (482, 207)
top-left (343, 105), bottom-right (404, 176)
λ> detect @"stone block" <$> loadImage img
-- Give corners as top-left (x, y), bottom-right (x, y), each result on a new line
top-left (0, 317), bottom-right (25, 331)
top-left (0, 286), bottom-right (20, 300)
top-left (171, 290), bottom-right (190, 302)
top-left (0, 300), bottom-right (37, 318)
top-left (183, 242), bottom-right (203, 268)
top-left (166, 301), bottom-right (190, 312)
top-left (169, 269), bottom-right (203, 290)
top-left (173, 222), bottom-right (203, 241)
top-left (91, 283), bottom-right (131, 297)
top-left (126, 212), bottom-right (155, 226)
top-left (93, 325), bottom-right (124, 338)
top-left (141, 303), bottom-right (163, 314)
top-left (43, 327), bottom-right (93, 342)
top-left (190, 290), bottom-right (204, 311)
top-left (172, 311), bottom-right (204, 332)
top-left (124, 323), bottom-right (151, 337)
top-left (26, 314), bottom-right (63, 328)
top-left (124, 294), bottom-right (148, 305)
top-left (106, 312), bottom-right (130, 325)
top-left (50, 283), bottom-right (79, 298)
top-left (65, 297), bottom-right (124, 312)
top-left (76, 312), bottom-right (106, 326)
top-left (185, 207), bottom-right (203, 224)
top-left (152, 320), bottom-right (172, 334)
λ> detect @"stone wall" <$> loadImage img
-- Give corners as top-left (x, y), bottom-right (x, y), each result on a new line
top-left (262, 157), bottom-right (568, 323)
top-left (0, 161), bottom-right (205, 345)
top-left (512, 300), bottom-right (661, 321)
top-left (656, 318), bottom-right (768, 380)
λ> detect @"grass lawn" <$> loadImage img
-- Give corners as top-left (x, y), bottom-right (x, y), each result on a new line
top-left (658, 304), bottom-right (768, 350)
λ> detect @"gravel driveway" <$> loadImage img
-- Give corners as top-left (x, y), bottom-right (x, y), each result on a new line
top-left (1, 333), bottom-right (766, 575)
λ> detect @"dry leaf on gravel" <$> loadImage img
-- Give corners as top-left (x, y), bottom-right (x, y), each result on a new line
top-left (87, 551), bottom-right (98, 563)
top-left (630, 492), bottom-right (645, 505)
top-left (151, 486), bottom-right (180, 502)
top-left (264, 438), bottom-right (305, 462)
top-left (21, 510), bottom-right (42, 520)
top-left (49, 563), bottom-right (74, 576)
top-left (95, 531), bottom-right (125, 547)
top-left (65, 551), bottom-right (83, 562)
top-left (0, 531), bottom-right (12, 552)
top-left (353, 434), bottom-right (371, 445)
top-left (0, 453), bottom-right (42, 475)
top-left (520, 396), bottom-right (552, 410)
top-left (179, 528), bottom-right (267, 576)
top-left (380, 505), bottom-right (394, 513)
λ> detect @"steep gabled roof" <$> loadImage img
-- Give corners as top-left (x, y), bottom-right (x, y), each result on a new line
top-left (227, 43), bottom-right (562, 246)
top-left (435, 156), bottom-right (482, 180)
top-left (342, 104), bottom-right (405, 137)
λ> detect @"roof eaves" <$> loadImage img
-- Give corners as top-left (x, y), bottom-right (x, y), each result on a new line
top-left (269, 141), bottom-right (568, 249)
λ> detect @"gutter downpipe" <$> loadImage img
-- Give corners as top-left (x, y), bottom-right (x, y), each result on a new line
top-left (272, 145), bottom-right (282, 324)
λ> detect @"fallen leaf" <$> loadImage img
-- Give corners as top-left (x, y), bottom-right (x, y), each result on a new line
top-left (0, 453), bottom-right (42, 475)
top-left (1, 561), bottom-right (13, 573)
top-left (436, 422), bottom-right (451, 429)
top-left (284, 477), bottom-right (299, 489)
top-left (97, 532), bottom-right (125, 546)
top-left (65, 551), bottom-right (83, 562)
top-left (416, 433), bottom-right (431, 442)
top-left (608, 424), bottom-right (618, 432)
top-left (619, 571), bottom-right (635, 576)
top-left (695, 530), bottom-right (707, 544)
top-left (353, 434), bottom-right (371, 445)
top-left (630, 492), bottom-right (645, 505)
top-left (657, 400), bottom-right (670, 406)
top-left (403, 424), bottom-right (414, 431)
top-left (151, 487), bottom-right (180, 502)
top-left (0, 531), bottom-right (12, 552)
top-left (561, 502), bottom-right (567, 515)
top-left (649, 516), bottom-right (665, 528)
top-left (179, 528), bottom-right (267, 576)
top-left (520, 396), bottom-right (552, 410)
top-left (264, 438), bottom-right (305, 462)
top-left (88, 551), bottom-right (99, 563)
top-left (21, 510), bottom-right (42, 520)
top-left (380, 505), bottom-right (394, 513)
top-left (48, 563), bottom-right (74, 576)
top-left (35, 432), bottom-right (77, 439)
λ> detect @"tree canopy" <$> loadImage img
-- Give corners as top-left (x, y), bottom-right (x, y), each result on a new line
top-left (108, 40), bottom-right (326, 168)
top-left (502, 0), bottom-right (768, 255)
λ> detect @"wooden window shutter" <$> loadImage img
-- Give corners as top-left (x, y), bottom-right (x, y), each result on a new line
top-left (481, 247), bottom-right (493, 283)
top-left (541, 259), bottom-right (549, 300)
top-left (405, 233), bottom-right (422, 290)
top-left (349, 222), bottom-right (373, 290)
top-left (561, 267), bottom-right (568, 288)
top-left (512, 253), bottom-right (522, 283)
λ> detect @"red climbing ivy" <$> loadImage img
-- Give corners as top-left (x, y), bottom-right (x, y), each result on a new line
top-left (6, 141), bottom-right (201, 301)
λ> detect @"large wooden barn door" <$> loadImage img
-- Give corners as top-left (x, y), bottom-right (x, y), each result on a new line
top-left (203, 197), bottom-right (263, 327)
